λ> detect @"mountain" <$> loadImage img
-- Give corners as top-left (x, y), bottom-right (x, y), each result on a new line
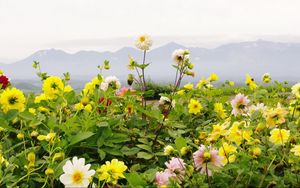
top-left (1, 40), bottom-right (300, 83)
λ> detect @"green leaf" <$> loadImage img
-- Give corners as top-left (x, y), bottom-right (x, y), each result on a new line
top-left (136, 144), bottom-right (152, 152)
top-left (121, 146), bottom-right (140, 156)
top-left (125, 172), bottom-right (147, 187)
top-left (18, 111), bottom-right (35, 121)
top-left (69, 131), bottom-right (95, 145)
top-left (137, 152), bottom-right (154, 160)
top-left (107, 133), bottom-right (130, 143)
top-left (4, 110), bottom-right (18, 121)
top-left (54, 158), bottom-right (70, 179)
top-left (175, 137), bottom-right (187, 150)
top-left (98, 149), bottom-right (106, 160)
top-left (102, 147), bottom-right (123, 156)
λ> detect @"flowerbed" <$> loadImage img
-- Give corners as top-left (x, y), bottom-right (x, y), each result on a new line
top-left (0, 36), bottom-right (300, 187)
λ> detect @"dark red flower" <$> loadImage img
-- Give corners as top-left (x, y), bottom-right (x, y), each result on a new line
top-left (98, 97), bottom-right (112, 113)
top-left (0, 75), bottom-right (9, 89)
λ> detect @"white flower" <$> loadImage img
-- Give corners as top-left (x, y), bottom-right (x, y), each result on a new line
top-left (248, 103), bottom-right (266, 115)
top-left (100, 82), bottom-right (108, 91)
top-left (135, 34), bottom-right (153, 51)
top-left (159, 96), bottom-right (176, 107)
top-left (60, 157), bottom-right (95, 188)
top-left (100, 76), bottom-right (121, 91)
top-left (172, 49), bottom-right (189, 65)
top-left (159, 96), bottom-right (171, 105)
top-left (291, 83), bottom-right (300, 98)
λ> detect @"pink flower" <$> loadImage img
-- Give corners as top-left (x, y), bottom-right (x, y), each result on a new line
top-left (165, 157), bottom-right (186, 179)
top-left (230, 93), bottom-right (250, 116)
top-left (117, 87), bottom-right (129, 97)
top-left (193, 145), bottom-right (223, 176)
top-left (155, 169), bottom-right (176, 187)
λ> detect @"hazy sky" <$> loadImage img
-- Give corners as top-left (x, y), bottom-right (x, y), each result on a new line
top-left (1, 0), bottom-right (300, 61)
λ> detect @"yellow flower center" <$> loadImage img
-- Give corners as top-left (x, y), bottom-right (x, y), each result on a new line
top-left (139, 35), bottom-right (146, 42)
top-left (72, 170), bottom-right (83, 184)
top-left (204, 152), bottom-right (211, 161)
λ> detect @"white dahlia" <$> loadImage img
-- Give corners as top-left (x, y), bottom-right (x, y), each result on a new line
top-left (60, 157), bottom-right (95, 188)
top-left (100, 76), bottom-right (121, 91)
top-left (135, 34), bottom-right (153, 51)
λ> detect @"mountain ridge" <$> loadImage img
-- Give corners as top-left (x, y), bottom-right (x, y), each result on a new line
top-left (1, 40), bottom-right (300, 82)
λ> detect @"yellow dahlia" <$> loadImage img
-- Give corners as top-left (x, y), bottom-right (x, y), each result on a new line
top-left (0, 87), bottom-right (25, 113)
top-left (42, 76), bottom-right (64, 98)
top-left (97, 159), bottom-right (127, 184)
top-left (188, 99), bottom-right (202, 115)
top-left (269, 128), bottom-right (290, 145)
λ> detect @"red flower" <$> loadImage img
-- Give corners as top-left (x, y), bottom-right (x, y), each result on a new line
top-left (0, 75), bottom-right (9, 89)
top-left (98, 97), bottom-right (112, 113)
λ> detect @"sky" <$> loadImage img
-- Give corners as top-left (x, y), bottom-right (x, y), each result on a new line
top-left (1, 0), bottom-right (300, 62)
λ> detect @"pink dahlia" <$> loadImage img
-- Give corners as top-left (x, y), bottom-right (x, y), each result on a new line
top-left (230, 93), bottom-right (250, 116)
top-left (165, 157), bottom-right (186, 179)
top-left (193, 145), bottom-right (223, 176)
top-left (155, 169), bottom-right (176, 187)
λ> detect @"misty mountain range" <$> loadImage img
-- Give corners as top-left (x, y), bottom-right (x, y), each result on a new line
top-left (1, 40), bottom-right (299, 86)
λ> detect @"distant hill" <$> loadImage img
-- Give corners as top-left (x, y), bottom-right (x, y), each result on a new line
top-left (1, 40), bottom-right (300, 83)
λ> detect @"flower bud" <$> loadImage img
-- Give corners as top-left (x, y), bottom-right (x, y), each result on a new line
top-left (164, 145), bottom-right (174, 156)
top-left (45, 168), bottom-right (54, 176)
top-left (17, 133), bottom-right (24, 140)
top-left (127, 74), bottom-right (134, 86)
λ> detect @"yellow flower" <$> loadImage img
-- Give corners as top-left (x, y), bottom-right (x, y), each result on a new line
top-left (226, 122), bottom-right (243, 146)
top-left (228, 81), bottom-right (235, 87)
top-left (269, 128), bottom-right (290, 145)
top-left (84, 104), bottom-right (92, 113)
top-left (42, 76), bottom-right (64, 99)
top-left (34, 93), bottom-right (48, 103)
top-left (38, 132), bottom-right (56, 143)
top-left (177, 89), bottom-right (185, 95)
top-left (250, 147), bottom-right (261, 158)
top-left (196, 77), bottom-right (208, 89)
top-left (75, 97), bottom-right (93, 112)
top-left (219, 142), bottom-right (237, 165)
top-left (28, 108), bottom-right (36, 114)
top-left (264, 104), bottom-right (288, 128)
top-left (83, 82), bottom-right (95, 96)
top-left (188, 99), bottom-right (202, 115)
top-left (214, 103), bottom-right (227, 119)
top-left (27, 152), bottom-right (35, 167)
top-left (38, 107), bottom-right (50, 114)
top-left (64, 85), bottom-right (73, 93)
top-left (291, 83), bottom-right (300, 98)
top-left (289, 100), bottom-right (300, 116)
top-left (208, 73), bottom-right (218, 82)
top-left (291, 145), bottom-right (300, 156)
top-left (245, 74), bottom-right (257, 90)
top-left (183, 83), bottom-right (193, 90)
top-left (207, 124), bottom-right (228, 142)
top-left (0, 70), bottom-right (3, 75)
top-left (91, 76), bottom-right (103, 86)
top-left (164, 145), bottom-right (174, 156)
top-left (262, 73), bottom-right (271, 83)
top-left (45, 168), bottom-right (54, 176)
top-left (0, 154), bottom-right (9, 167)
top-left (75, 103), bottom-right (84, 111)
top-left (17, 133), bottom-right (25, 140)
top-left (0, 87), bottom-right (25, 113)
top-left (97, 159), bottom-right (127, 184)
